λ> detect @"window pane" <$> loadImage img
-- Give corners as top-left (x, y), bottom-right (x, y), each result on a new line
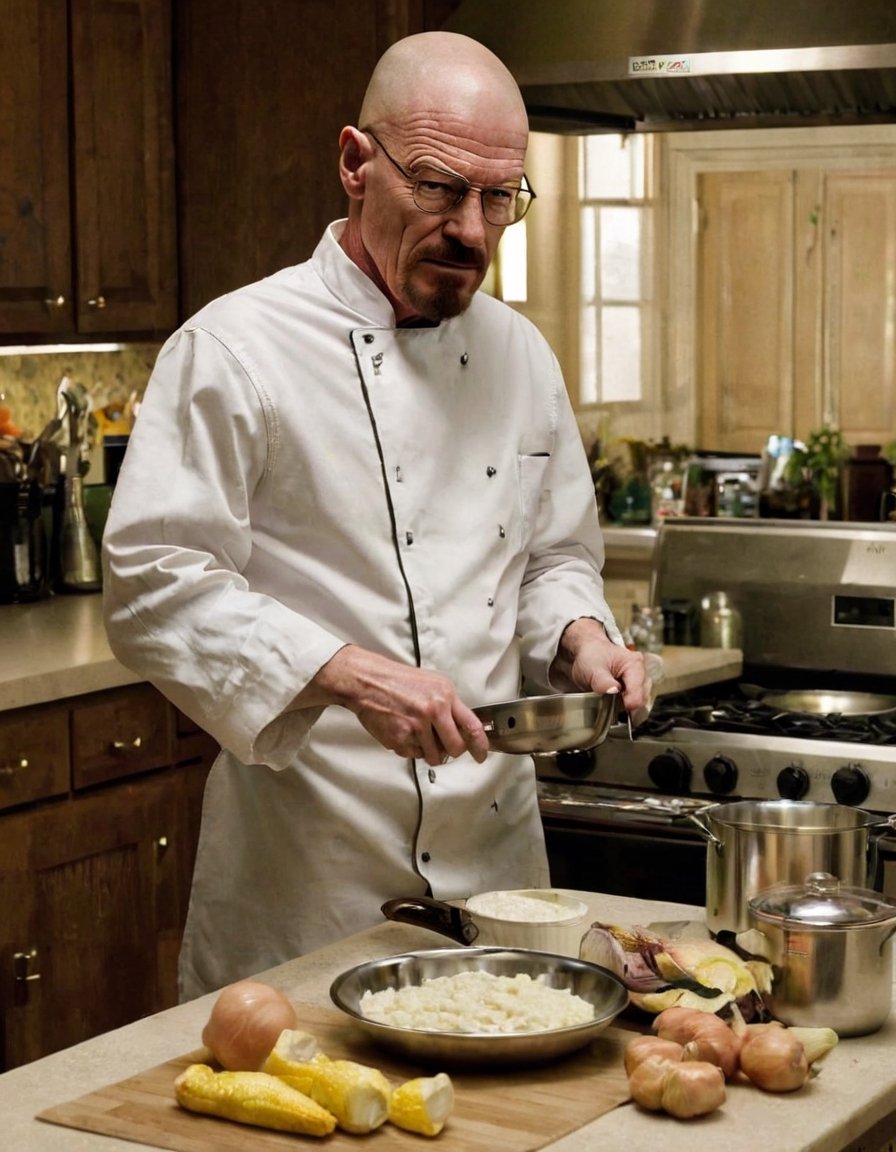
top-left (581, 134), bottom-right (645, 200)
top-left (499, 221), bottom-right (528, 302)
top-left (601, 307), bottom-right (641, 402)
top-left (600, 207), bottom-right (641, 300)
top-left (580, 206), bottom-right (597, 302)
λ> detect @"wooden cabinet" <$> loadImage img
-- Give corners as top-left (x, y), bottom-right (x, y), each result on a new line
top-left (697, 165), bottom-right (896, 452)
top-left (0, 0), bottom-right (177, 338)
top-left (0, 685), bottom-right (216, 1071)
top-left (175, 0), bottom-right (437, 316)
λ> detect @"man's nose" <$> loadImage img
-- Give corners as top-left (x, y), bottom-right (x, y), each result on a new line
top-left (443, 188), bottom-right (490, 244)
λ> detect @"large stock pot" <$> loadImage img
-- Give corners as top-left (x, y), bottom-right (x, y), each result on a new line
top-left (687, 801), bottom-right (896, 935)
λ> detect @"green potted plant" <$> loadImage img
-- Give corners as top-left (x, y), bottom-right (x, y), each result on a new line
top-left (785, 426), bottom-right (850, 520)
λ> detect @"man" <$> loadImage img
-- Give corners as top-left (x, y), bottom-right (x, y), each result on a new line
top-left (102, 31), bottom-right (647, 1000)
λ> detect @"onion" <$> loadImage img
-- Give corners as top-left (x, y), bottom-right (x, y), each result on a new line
top-left (739, 1027), bottom-right (810, 1092)
top-left (201, 980), bottom-right (299, 1071)
top-left (628, 1055), bottom-right (726, 1119)
top-left (624, 1034), bottom-right (686, 1076)
top-left (653, 1005), bottom-right (742, 1079)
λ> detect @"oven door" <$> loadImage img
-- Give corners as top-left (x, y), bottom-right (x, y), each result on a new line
top-left (538, 785), bottom-right (709, 907)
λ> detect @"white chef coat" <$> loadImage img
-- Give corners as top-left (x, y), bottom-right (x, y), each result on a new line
top-left (102, 221), bottom-right (622, 1000)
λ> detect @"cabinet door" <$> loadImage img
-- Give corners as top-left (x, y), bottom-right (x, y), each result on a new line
top-left (0, 0), bottom-right (73, 335)
top-left (697, 170), bottom-right (797, 453)
top-left (70, 0), bottom-right (177, 334)
top-left (821, 170), bottom-right (896, 445)
top-left (175, 0), bottom-right (414, 316)
top-left (0, 774), bottom-right (180, 1070)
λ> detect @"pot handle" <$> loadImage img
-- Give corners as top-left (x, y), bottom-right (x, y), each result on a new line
top-left (684, 806), bottom-right (724, 855)
top-left (381, 896), bottom-right (480, 945)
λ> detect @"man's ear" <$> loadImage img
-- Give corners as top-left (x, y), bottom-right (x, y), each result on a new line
top-left (339, 126), bottom-right (370, 201)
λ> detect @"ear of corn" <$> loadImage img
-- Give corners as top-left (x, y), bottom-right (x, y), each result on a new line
top-left (388, 1073), bottom-right (455, 1137)
top-left (263, 1044), bottom-right (391, 1134)
top-left (174, 1062), bottom-right (336, 1137)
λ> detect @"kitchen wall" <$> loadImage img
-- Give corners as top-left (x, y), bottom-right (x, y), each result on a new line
top-left (0, 345), bottom-right (160, 476)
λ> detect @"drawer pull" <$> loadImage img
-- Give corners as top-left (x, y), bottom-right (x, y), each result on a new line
top-left (111, 736), bottom-right (143, 752)
top-left (13, 948), bottom-right (41, 1005)
top-left (0, 757), bottom-right (28, 777)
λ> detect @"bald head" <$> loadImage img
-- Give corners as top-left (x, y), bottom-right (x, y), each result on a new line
top-left (359, 32), bottom-right (528, 146)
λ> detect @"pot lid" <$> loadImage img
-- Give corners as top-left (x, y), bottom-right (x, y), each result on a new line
top-left (750, 871), bottom-right (896, 927)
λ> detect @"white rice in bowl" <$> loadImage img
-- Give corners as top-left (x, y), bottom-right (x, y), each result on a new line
top-left (359, 969), bottom-right (596, 1034)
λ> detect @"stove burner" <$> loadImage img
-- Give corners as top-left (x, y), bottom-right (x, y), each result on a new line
top-left (638, 691), bottom-right (896, 746)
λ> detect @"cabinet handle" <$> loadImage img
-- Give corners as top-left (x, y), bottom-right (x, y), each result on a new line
top-left (43, 293), bottom-right (66, 309)
top-left (0, 756), bottom-right (28, 777)
top-left (87, 294), bottom-right (107, 309)
top-left (13, 948), bottom-right (41, 1005)
top-left (111, 736), bottom-right (143, 752)
top-left (156, 835), bottom-right (170, 860)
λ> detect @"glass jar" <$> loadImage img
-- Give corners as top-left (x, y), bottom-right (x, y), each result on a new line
top-left (699, 591), bottom-right (743, 649)
top-left (630, 604), bottom-right (664, 653)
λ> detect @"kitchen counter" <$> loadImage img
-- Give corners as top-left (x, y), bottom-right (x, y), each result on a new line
top-left (0, 890), bottom-right (892, 1152)
top-left (0, 594), bottom-right (741, 713)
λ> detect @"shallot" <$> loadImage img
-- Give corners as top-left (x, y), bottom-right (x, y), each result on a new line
top-left (628, 1055), bottom-right (726, 1119)
top-left (738, 1026), bottom-right (810, 1092)
top-left (653, 1005), bottom-right (742, 1079)
top-left (201, 980), bottom-right (299, 1071)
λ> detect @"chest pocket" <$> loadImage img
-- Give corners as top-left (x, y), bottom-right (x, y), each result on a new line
top-left (517, 453), bottom-right (550, 548)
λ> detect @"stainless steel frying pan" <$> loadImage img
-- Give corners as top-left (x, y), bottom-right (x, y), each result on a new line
top-left (472, 691), bottom-right (619, 754)
top-left (740, 684), bottom-right (896, 716)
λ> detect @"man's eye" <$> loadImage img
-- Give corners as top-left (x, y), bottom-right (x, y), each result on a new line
top-left (485, 187), bottom-right (516, 204)
top-left (416, 178), bottom-right (455, 195)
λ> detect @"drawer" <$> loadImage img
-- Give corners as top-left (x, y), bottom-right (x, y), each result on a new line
top-left (71, 685), bottom-right (171, 790)
top-left (0, 704), bottom-right (69, 811)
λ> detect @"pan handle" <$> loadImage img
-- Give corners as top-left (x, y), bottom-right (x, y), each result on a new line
top-left (684, 805), bottom-right (724, 854)
top-left (381, 896), bottom-right (480, 945)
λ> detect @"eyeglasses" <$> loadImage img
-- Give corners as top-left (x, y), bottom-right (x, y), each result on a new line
top-left (363, 129), bottom-right (535, 227)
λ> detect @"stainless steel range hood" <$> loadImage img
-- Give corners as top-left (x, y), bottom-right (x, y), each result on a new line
top-left (443, 0), bottom-right (896, 133)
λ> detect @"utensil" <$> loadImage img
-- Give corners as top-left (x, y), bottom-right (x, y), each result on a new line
top-left (748, 871), bottom-right (896, 1035)
top-left (473, 692), bottom-right (619, 755)
top-left (687, 800), bottom-right (896, 935)
top-left (329, 947), bottom-right (628, 1065)
top-left (381, 890), bottom-right (590, 957)
top-left (739, 684), bottom-right (896, 716)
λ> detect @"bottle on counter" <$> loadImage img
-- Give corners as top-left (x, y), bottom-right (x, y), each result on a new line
top-left (699, 591), bottom-right (743, 649)
top-left (630, 604), bottom-right (664, 653)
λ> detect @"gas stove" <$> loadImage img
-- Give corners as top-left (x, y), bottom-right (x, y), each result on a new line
top-left (538, 518), bottom-right (896, 816)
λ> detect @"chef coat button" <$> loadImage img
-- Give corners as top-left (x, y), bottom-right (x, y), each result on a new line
top-left (421, 851), bottom-right (431, 863)
top-left (487, 597), bottom-right (494, 607)
top-left (498, 524), bottom-right (506, 538)
top-left (460, 352), bottom-right (469, 366)
top-left (486, 466), bottom-right (496, 477)
top-left (363, 333), bottom-right (375, 344)
top-left (428, 769), bottom-right (436, 783)
top-left (406, 530), bottom-right (414, 545)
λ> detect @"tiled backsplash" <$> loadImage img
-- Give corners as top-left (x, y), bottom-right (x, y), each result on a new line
top-left (0, 344), bottom-right (161, 442)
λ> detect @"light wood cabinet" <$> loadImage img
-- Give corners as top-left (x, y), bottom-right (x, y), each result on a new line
top-left (0, 0), bottom-right (177, 338)
top-left (0, 685), bottom-right (216, 1071)
top-left (697, 165), bottom-right (896, 452)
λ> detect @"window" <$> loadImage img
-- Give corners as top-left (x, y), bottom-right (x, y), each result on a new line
top-left (579, 134), bottom-right (656, 405)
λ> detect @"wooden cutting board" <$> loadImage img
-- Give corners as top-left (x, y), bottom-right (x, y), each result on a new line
top-left (37, 1002), bottom-right (635, 1152)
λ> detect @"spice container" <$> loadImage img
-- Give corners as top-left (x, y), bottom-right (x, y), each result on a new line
top-left (630, 605), bottom-right (664, 653)
top-left (699, 591), bottom-right (742, 649)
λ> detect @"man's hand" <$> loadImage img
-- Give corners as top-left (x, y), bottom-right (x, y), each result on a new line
top-left (551, 618), bottom-right (651, 718)
top-left (291, 645), bottom-right (490, 766)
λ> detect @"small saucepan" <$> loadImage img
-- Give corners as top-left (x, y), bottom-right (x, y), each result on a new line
top-left (748, 871), bottom-right (896, 1036)
top-left (472, 691), bottom-right (619, 755)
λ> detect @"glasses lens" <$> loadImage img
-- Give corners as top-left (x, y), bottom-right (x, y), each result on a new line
top-left (482, 186), bottom-right (532, 226)
top-left (412, 174), bottom-right (462, 214)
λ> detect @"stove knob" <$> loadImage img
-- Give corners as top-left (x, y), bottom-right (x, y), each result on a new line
top-left (553, 750), bottom-right (594, 779)
top-left (777, 764), bottom-right (810, 800)
top-left (703, 755), bottom-right (738, 795)
top-left (648, 749), bottom-right (692, 794)
top-left (831, 763), bottom-right (870, 807)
